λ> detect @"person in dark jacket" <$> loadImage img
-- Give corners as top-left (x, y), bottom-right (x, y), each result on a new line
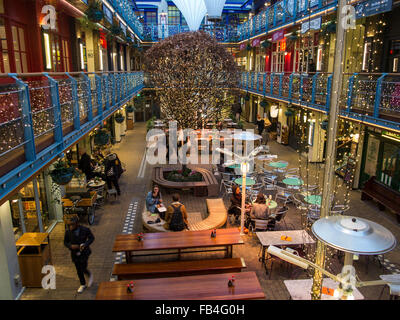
top-left (104, 153), bottom-right (123, 195)
top-left (78, 148), bottom-right (95, 181)
top-left (256, 114), bottom-right (265, 135)
top-left (64, 216), bottom-right (95, 293)
top-left (308, 58), bottom-right (316, 73)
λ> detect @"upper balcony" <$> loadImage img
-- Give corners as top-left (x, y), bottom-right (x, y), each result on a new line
top-left (240, 71), bottom-right (400, 132)
top-left (0, 71), bottom-right (143, 201)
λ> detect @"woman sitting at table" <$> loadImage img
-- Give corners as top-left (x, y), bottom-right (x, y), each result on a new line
top-left (145, 185), bottom-right (164, 218)
top-left (249, 192), bottom-right (270, 220)
top-left (228, 184), bottom-right (250, 222)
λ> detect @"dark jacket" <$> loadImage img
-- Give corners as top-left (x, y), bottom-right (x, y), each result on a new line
top-left (78, 153), bottom-right (93, 176)
top-left (104, 153), bottom-right (123, 179)
top-left (64, 226), bottom-right (95, 261)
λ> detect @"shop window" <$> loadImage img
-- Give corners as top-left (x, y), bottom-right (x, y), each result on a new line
top-left (168, 6), bottom-right (180, 25)
top-left (9, 172), bottom-right (58, 240)
top-left (43, 31), bottom-right (71, 72)
top-left (271, 40), bottom-right (286, 72)
top-left (379, 142), bottom-right (400, 191)
top-left (293, 34), bottom-right (318, 73)
top-left (145, 11), bottom-right (157, 25)
top-left (0, 16), bottom-right (29, 73)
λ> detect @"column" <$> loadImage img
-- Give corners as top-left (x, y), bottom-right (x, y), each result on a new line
top-left (0, 202), bottom-right (22, 299)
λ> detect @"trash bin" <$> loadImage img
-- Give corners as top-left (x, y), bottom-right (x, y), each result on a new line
top-left (16, 233), bottom-right (52, 287)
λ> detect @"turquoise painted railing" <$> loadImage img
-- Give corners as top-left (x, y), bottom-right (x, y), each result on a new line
top-left (0, 71), bottom-right (143, 201)
top-left (240, 71), bottom-right (400, 131)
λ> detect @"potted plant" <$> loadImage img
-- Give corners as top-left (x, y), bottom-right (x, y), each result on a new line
top-left (85, 1), bottom-right (103, 23)
top-left (288, 31), bottom-right (299, 42)
top-left (246, 43), bottom-right (252, 51)
top-left (50, 160), bottom-right (78, 185)
top-left (114, 112), bottom-right (125, 123)
top-left (244, 92), bottom-right (250, 101)
top-left (93, 128), bottom-right (110, 146)
top-left (324, 20), bottom-right (337, 33)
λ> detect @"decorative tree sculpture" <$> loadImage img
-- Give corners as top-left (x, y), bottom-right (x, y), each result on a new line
top-left (144, 31), bottom-right (239, 129)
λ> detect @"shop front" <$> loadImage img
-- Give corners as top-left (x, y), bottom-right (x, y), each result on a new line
top-left (359, 128), bottom-right (400, 192)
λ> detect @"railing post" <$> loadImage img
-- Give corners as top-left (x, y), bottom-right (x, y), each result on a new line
top-left (273, 3), bottom-right (277, 26)
top-left (299, 74), bottom-right (304, 102)
top-left (265, 7), bottom-right (269, 33)
top-left (325, 74), bottom-right (333, 112)
top-left (95, 74), bottom-right (103, 118)
top-left (288, 73), bottom-right (294, 101)
top-left (9, 74), bottom-right (36, 162)
top-left (270, 73), bottom-right (274, 95)
top-left (81, 72), bottom-right (93, 122)
top-left (111, 73), bottom-right (116, 105)
top-left (247, 72), bottom-right (250, 91)
top-left (250, 72), bottom-right (254, 90)
top-left (43, 73), bottom-right (64, 145)
top-left (283, 0), bottom-right (287, 23)
top-left (103, 74), bottom-right (110, 110)
top-left (65, 72), bottom-right (80, 131)
top-left (373, 73), bottom-right (387, 118)
top-left (311, 72), bottom-right (319, 105)
top-left (263, 73), bottom-right (267, 96)
top-left (256, 73), bottom-right (260, 92)
top-left (279, 73), bottom-right (283, 97)
top-left (346, 73), bottom-right (357, 112)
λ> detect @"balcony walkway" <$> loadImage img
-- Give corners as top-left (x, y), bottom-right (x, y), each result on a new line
top-left (21, 122), bottom-right (400, 300)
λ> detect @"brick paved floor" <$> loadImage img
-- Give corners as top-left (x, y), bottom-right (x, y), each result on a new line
top-left (21, 122), bottom-right (400, 300)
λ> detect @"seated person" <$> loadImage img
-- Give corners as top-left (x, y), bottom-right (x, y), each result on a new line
top-left (164, 194), bottom-right (189, 232)
top-left (249, 192), bottom-right (270, 220)
top-left (146, 185), bottom-right (164, 218)
top-left (228, 184), bottom-right (250, 221)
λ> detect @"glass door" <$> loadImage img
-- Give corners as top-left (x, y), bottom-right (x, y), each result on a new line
top-left (378, 142), bottom-right (400, 191)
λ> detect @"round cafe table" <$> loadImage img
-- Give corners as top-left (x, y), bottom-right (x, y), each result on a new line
top-left (269, 161), bottom-right (288, 169)
top-left (87, 179), bottom-right (106, 188)
top-left (283, 177), bottom-right (303, 186)
top-left (234, 178), bottom-right (256, 186)
top-left (228, 164), bottom-right (241, 169)
top-left (304, 195), bottom-right (322, 206)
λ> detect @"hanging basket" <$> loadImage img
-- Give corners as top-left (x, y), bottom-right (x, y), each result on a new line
top-left (260, 100), bottom-right (269, 108)
top-left (115, 113), bottom-right (125, 123)
top-left (246, 43), bottom-right (252, 51)
top-left (110, 23), bottom-right (122, 36)
top-left (325, 21), bottom-right (337, 33)
top-left (244, 93), bottom-right (250, 101)
top-left (288, 31), bottom-right (299, 42)
top-left (50, 162), bottom-right (77, 185)
top-left (85, 1), bottom-right (104, 23)
top-left (320, 120), bottom-right (329, 130)
top-left (94, 129), bottom-right (110, 146)
top-left (285, 109), bottom-right (294, 117)
top-left (126, 105), bottom-right (135, 113)
top-left (262, 40), bottom-right (271, 49)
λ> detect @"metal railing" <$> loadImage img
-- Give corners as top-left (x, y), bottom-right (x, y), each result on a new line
top-left (240, 71), bottom-right (400, 130)
top-left (0, 71), bottom-right (143, 201)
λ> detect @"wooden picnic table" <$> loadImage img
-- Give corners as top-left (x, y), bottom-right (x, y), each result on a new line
top-left (113, 228), bottom-right (244, 263)
top-left (96, 271), bottom-right (265, 300)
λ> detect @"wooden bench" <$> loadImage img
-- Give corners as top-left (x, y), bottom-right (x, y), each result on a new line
top-left (361, 176), bottom-right (400, 223)
top-left (112, 257), bottom-right (246, 280)
top-left (143, 198), bottom-right (228, 232)
top-left (152, 167), bottom-right (218, 197)
top-left (188, 198), bottom-right (227, 231)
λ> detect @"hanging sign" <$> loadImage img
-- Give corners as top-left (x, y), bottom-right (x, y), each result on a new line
top-left (309, 0), bottom-right (319, 7)
top-left (272, 29), bottom-right (285, 42)
top-left (103, 4), bottom-right (113, 24)
top-left (301, 17), bottom-right (322, 34)
top-left (99, 30), bottom-right (107, 49)
top-left (240, 42), bottom-right (246, 50)
top-left (355, 0), bottom-right (392, 19)
top-left (298, 0), bottom-right (307, 12)
top-left (251, 38), bottom-right (261, 47)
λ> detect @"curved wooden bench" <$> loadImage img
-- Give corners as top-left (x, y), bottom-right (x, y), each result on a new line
top-left (143, 198), bottom-right (227, 232)
top-left (112, 257), bottom-right (246, 280)
top-left (152, 167), bottom-right (218, 197)
top-left (188, 198), bottom-right (227, 231)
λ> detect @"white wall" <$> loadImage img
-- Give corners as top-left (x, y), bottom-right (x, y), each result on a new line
top-left (0, 202), bottom-right (22, 299)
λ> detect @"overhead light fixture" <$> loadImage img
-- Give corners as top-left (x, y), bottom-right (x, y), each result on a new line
top-left (203, 0), bottom-right (226, 22)
top-left (44, 33), bottom-right (52, 69)
top-left (172, 0), bottom-right (207, 31)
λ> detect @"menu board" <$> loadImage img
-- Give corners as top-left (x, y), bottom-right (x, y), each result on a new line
top-left (364, 135), bottom-right (380, 177)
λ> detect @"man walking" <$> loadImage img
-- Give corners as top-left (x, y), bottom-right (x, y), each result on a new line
top-left (64, 216), bottom-right (95, 293)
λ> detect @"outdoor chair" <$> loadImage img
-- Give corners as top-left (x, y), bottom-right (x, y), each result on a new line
top-left (274, 206), bottom-right (289, 229)
top-left (330, 204), bottom-right (350, 215)
top-left (275, 186), bottom-right (293, 205)
top-left (262, 176), bottom-right (276, 192)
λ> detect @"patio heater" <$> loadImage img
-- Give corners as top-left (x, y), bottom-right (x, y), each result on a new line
top-left (216, 133), bottom-right (264, 235)
top-left (267, 215), bottom-right (397, 300)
